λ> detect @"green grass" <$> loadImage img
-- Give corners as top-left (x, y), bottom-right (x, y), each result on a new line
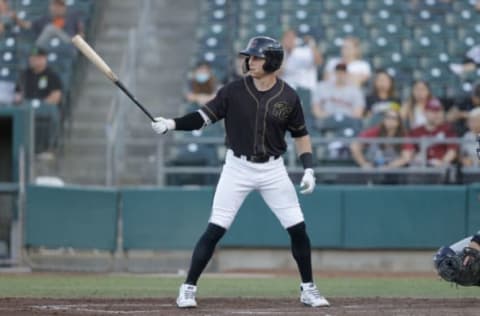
top-left (0, 274), bottom-right (478, 298)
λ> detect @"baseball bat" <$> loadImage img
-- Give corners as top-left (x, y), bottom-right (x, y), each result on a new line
top-left (71, 35), bottom-right (156, 122)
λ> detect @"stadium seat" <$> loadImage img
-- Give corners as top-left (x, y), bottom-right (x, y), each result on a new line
top-left (373, 53), bottom-right (417, 72)
top-left (323, 0), bottom-right (364, 12)
top-left (403, 36), bottom-right (446, 57)
top-left (367, 36), bottom-right (402, 55)
top-left (369, 23), bottom-right (411, 39)
top-left (363, 10), bottom-right (404, 27)
top-left (366, 0), bottom-right (408, 12)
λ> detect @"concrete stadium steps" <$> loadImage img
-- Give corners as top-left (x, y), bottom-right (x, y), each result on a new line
top-left (57, 0), bottom-right (201, 186)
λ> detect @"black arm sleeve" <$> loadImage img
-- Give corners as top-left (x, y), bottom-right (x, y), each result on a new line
top-left (173, 111), bottom-right (205, 131)
top-left (299, 152), bottom-right (313, 169)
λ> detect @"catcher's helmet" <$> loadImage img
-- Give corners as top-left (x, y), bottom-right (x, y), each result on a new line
top-left (433, 246), bottom-right (456, 269)
top-left (239, 36), bottom-right (284, 73)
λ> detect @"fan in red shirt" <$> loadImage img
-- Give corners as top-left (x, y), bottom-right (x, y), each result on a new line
top-left (403, 98), bottom-right (458, 167)
top-left (351, 106), bottom-right (410, 169)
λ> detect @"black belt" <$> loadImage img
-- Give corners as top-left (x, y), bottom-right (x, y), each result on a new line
top-left (233, 152), bottom-right (280, 163)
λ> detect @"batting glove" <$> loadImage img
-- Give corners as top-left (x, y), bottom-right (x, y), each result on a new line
top-left (151, 117), bottom-right (175, 134)
top-left (300, 168), bottom-right (315, 194)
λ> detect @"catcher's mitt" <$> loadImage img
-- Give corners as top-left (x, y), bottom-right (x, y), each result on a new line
top-left (435, 246), bottom-right (480, 286)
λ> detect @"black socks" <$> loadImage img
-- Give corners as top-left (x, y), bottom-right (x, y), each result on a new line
top-left (287, 221), bottom-right (313, 283)
top-left (185, 223), bottom-right (226, 285)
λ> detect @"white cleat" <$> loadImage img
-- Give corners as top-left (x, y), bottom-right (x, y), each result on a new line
top-left (176, 283), bottom-right (197, 308)
top-left (300, 282), bottom-right (330, 307)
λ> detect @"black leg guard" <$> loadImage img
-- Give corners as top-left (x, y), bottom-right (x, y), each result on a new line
top-left (287, 221), bottom-right (313, 283)
top-left (185, 223), bottom-right (226, 285)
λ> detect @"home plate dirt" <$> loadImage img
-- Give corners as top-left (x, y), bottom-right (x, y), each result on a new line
top-left (0, 297), bottom-right (479, 315)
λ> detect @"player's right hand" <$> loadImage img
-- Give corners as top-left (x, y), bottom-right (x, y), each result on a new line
top-left (300, 168), bottom-right (315, 194)
top-left (151, 117), bottom-right (175, 134)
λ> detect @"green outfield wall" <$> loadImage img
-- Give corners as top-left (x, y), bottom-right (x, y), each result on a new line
top-left (25, 184), bottom-right (480, 250)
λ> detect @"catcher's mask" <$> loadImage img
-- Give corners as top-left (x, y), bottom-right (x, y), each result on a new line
top-left (433, 246), bottom-right (456, 269)
top-left (239, 36), bottom-right (284, 73)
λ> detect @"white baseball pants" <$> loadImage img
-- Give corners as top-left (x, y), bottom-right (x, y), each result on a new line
top-left (209, 149), bottom-right (305, 229)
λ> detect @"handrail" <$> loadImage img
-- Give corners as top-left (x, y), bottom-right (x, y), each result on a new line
top-left (157, 135), bottom-right (480, 183)
top-left (105, 0), bottom-right (151, 186)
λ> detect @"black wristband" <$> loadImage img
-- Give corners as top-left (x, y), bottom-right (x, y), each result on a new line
top-left (471, 234), bottom-right (480, 245)
top-left (173, 111), bottom-right (205, 131)
top-left (299, 152), bottom-right (313, 169)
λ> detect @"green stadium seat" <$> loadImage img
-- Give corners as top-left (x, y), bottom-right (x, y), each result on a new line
top-left (369, 23), bottom-right (411, 38)
top-left (363, 10), bottom-right (404, 27)
top-left (452, 0), bottom-right (477, 13)
top-left (403, 37), bottom-right (446, 57)
top-left (418, 52), bottom-right (451, 70)
top-left (447, 36), bottom-right (476, 57)
top-left (457, 24), bottom-right (480, 40)
top-left (413, 23), bottom-right (456, 41)
top-left (373, 53), bottom-right (417, 71)
top-left (323, 0), bottom-right (364, 12)
top-left (406, 8), bottom-right (447, 27)
top-left (366, 0), bottom-right (408, 12)
top-left (320, 9), bottom-right (362, 27)
top-left (367, 36), bottom-right (402, 55)
top-left (324, 23), bottom-right (368, 43)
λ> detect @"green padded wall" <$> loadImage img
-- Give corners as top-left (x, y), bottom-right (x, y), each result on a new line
top-left (222, 187), bottom-right (343, 248)
top-left (467, 183), bottom-right (480, 235)
top-left (25, 185), bottom-right (479, 250)
top-left (25, 185), bottom-right (118, 251)
top-left (121, 187), bottom-right (214, 250)
top-left (343, 186), bottom-right (467, 248)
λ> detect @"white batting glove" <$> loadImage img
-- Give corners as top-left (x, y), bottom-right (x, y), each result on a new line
top-left (151, 117), bottom-right (175, 134)
top-left (300, 168), bottom-right (315, 194)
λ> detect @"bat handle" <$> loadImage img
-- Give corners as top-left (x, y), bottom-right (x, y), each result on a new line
top-left (114, 81), bottom-right (156, 122)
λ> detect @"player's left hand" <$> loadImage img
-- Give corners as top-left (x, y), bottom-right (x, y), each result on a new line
top-left (300, 168), bottom-right (315, 194)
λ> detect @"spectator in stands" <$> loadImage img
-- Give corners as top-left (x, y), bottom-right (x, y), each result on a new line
top-left (446, 81), bottom-right (480, 136)
top-left (14, 47), bottom-right (62, 105)
top-left (22, 0), bottom-right (84, 48)
top-left (324, 37), bottom-right (372, 87)
top-left (401, 80), bottom-right (432, 129)
top-left (364, 70), bottom-right (401, 126)
top-left (279, 29), bottom-right (322, 94)
top-left (0, 0), bottom-right (28, 35)
top-left (460, 108), bottom-right (480, 167)
top-left (350, 106), bottom-right (409, 169)
top-left (185, 61), bottom-right (218, 107)
top-left (312, 62), bottom-right (365, 120)
top-left (403, 98), bottom-right (458, 167)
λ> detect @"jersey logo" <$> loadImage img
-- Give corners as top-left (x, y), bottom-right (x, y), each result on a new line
top-left (271, 102), bottom-right (292, 121)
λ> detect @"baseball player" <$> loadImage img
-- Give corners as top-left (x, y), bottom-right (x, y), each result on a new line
top-left (151, 36), bottom-right (329, 308)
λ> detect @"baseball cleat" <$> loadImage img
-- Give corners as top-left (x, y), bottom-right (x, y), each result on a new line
top-left (300, 282), bottom-right (330, 307)
top-left (176, 283), bottom-right (197, 308)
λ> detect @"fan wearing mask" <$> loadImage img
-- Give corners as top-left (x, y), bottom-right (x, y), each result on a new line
top-left (185, 61), bottom-right (219, 107)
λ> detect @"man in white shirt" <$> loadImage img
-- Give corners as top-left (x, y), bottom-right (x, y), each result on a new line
top-left (280, 29), bottom-right (322, 94)
top-left (312, 62), bottom-right (365, 120)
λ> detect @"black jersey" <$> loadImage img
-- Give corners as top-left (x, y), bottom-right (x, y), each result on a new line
top-left (15, 66), bottom-right (62, 100)
top-left (201, 75), bottom-right (308, 157)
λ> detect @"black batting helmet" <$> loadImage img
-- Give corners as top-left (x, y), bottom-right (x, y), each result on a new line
top-left (239, 36), bottom-right (284, 73)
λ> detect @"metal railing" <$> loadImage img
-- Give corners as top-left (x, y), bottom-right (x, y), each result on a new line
top-left (155, 135), bottom-right (480, 184)
top-left (105, 0), bottom-right (151, 186)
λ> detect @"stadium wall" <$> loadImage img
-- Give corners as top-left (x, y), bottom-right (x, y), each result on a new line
top-left (25, 184), bottom-right (480, 251)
